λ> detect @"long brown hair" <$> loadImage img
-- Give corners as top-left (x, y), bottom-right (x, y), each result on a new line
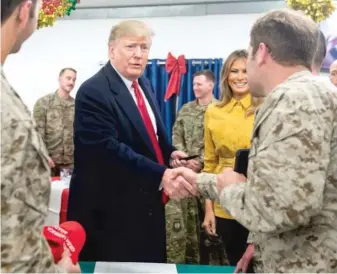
top-left (216, 49), bottom-right (263, 116)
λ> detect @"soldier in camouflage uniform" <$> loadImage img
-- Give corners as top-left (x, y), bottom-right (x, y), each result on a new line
top-left (173, 9), bottom-right (337, 273)
top-left (1, 0), bottom-right (79, 272)
top-left (167, 70), bottom-right (222, 264)
top-left (33, 68), bottom-right (77, 176)
top-left (235, 26), bottom-right (330, 274)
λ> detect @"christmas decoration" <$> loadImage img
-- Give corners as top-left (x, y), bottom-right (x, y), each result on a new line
top-left (286, 0), bottom-right (336, 23)
top-left (38, 0), bottom-right (78, 29)
top-left (164, 53), bottom-right (186, 101)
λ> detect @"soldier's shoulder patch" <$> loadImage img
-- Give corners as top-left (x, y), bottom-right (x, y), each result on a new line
top-left (172, 219), bottom-right (182, 232)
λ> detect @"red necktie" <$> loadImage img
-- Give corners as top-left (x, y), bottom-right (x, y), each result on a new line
top-left (132, 81), bottom-right (169, 205)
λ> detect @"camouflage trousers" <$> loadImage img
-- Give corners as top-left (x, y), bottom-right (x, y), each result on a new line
top-left (252, 244), bottom-right (263, 273)
top-left (165, 197), bottom-right (200, 264)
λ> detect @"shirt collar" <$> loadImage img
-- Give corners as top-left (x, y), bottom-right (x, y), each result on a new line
top-left (195, 96), bottom-right (218, 107)
top-left (110, 62), bottom-right (135, 90)
top-left (227, 93), bottom-right (251, 113)
top-left (286, 69), bottom-right (311, 82)
top-left (54, 90), bottom-right (74, 103)
top-left (211, 96), bottom-right (218, 104)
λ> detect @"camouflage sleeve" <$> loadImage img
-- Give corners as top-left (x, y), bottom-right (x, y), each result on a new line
top-left (196, 173), bottom-right (219, 201)
top-left (198, 122), bottom-right (205, 167)
top-left (1, 111), bottom-right (63, 273)
top-left (172, 109), bottom-right (187, 153)
top-left (202, 108), bottom-right (218, 173)
top-left (217, 94), bottom-right (327, 234)
top-left (196, 173), bottom-right (255, 242)
top-left (33, 98), bottom-right (47, 142)
top-left (247, 232), bottom-right (254, 243)
top-left (199, 148), bottom-right (205, 166)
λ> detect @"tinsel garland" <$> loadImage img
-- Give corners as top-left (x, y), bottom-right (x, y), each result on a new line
top-left (38, 0), bottom-right (77, 29)
top-left (286, 0), bottom-right (336, 23)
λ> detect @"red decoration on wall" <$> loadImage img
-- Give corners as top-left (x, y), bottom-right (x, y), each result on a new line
top-left (164, 53), bottom-right (186, 101)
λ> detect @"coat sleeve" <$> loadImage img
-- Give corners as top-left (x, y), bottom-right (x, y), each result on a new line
top-left (197, 93), bottom-right (328, 234)
top-left (33, 98), bottom-right (47, 143)
top-left (75, 83), bottom-right (167, 191)
top-left (146, 78), bottom-right (176, 162)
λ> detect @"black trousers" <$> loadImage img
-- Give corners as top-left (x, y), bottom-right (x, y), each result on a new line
top-left (216, 217), bottom-right (254, 272)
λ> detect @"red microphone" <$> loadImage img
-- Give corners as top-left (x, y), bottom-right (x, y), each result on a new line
top-left (43, 221), bottom-right (86, 264)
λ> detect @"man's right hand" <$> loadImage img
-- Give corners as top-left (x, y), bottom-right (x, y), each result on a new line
top-left (161, 168), bottom-right (198, 200)
top-left (48, 157), bottom-right (55, 168)
top-left (234, 243), bottom-right (254, 273)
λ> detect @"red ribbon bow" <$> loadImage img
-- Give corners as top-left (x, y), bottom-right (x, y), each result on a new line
top-left (164, 53), bottom-right (186, 101)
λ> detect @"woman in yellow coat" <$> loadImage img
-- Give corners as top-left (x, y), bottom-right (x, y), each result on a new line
top-left (202, 49), bottom-right (262, 270)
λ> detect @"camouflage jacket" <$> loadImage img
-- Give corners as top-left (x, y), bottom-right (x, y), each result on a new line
top-left (196, 71), bottom-right (337, 272)
top-left (1, 70), bottom-right (63, 273)
top-left (33, 91), bottom-right (75, 165)
top-left (172, 97), bottom-right (217, 167)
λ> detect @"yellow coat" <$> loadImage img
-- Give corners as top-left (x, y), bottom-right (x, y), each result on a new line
top-left (203, 94), bottom-right (254, 219)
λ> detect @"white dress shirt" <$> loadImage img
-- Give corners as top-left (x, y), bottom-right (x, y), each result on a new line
top-left (111, 63), bottom-right (158, 137)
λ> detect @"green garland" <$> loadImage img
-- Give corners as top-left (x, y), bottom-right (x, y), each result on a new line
top-left (38, 0), bottom-right (78, 29)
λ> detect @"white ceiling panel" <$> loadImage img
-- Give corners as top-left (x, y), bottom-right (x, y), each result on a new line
top-left (77, 0), bottom-right (279, 8)
top-left (63, 0), bottom-right (287, 19)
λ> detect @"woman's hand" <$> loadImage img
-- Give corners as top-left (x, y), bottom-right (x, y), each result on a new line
top-left (202, 209), bottom-right (217, 236)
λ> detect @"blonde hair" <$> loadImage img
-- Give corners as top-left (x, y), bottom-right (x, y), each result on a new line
top-left (217, 49), bottom-right (263, 116)
top-left (108, 20), bottom-right (154, 44)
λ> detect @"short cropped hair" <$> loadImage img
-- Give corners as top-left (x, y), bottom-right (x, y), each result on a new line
top-left (250, 8), bottom-right (319, 70)
top-left (59, 67), bottom-right (77, 77)
top-left (193, 70), bottom-right (215, 83)
top-left (1, 0), bottom-right (37, 24)
top-left (312, 30), bottom-right (327, 69)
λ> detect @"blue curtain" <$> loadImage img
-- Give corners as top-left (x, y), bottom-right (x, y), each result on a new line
top-left (144, 58), bottom-right (223, 143)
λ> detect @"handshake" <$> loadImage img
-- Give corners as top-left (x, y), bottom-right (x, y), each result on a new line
top-left (163, 150), bottom-right (200, 200)
top-left (162, 168), bottom-right (199, 201)
top-left (162, 150), bottom-right (247, 200)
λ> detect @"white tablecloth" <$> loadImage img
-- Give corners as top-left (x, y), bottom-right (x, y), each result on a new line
top-left (94, 262), bottom-right (177, 273)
